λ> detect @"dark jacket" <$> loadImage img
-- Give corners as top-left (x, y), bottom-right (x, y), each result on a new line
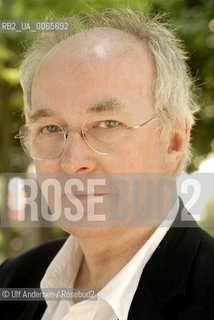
top-left (1, 202), bottom-right (214, 320)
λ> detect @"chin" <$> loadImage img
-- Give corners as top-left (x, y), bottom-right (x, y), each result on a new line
top-left (60, 225), bottom-right (112, 238)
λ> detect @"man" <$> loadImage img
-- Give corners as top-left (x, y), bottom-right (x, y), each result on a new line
top-left (1, 8), bottom-right (214, 320)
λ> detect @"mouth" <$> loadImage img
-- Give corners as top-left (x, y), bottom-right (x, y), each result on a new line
top-left (63, 192), bottom-right (109, 201)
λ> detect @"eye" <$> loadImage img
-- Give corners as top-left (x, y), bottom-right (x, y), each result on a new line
top-left (39, 125), bottom-right (62, 134)
top-left (98, 120), bottom-right (120, 129)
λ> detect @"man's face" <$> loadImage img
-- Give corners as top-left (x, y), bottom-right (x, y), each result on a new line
top-left (30, 29), bottom-right (178, 234)
top-left (31, 28), bottom-right (170, 175)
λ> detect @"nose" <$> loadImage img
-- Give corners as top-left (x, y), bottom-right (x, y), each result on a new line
top-left (60, 131), bottom-right (97, 173)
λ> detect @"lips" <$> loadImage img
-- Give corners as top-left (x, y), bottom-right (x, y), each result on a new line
top-left (63, 192), bottom-right (108, 201)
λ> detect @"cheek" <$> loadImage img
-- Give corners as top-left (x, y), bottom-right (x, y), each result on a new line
top-left (122, 129), bottom-right (167, 172)
top-left (34, 159), bottom-right (61, 173)
top-left (147, 138), bottom-right (168, 171)
top-left (103, 144), bottom-right (144, 172)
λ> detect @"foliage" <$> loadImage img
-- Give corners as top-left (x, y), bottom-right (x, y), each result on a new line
top-left (0, 0), bottom-right (213, 173)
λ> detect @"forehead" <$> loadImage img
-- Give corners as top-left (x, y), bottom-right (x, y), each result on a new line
top-left (31, 27), bottom-right (155, 122)
top-left (43, 27), bottom-right (151, 61)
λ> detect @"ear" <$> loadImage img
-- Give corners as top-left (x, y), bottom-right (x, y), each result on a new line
top-left (165, 121), bottom-right (190, 172)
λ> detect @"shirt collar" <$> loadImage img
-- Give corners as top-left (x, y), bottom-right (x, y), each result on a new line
top-left (40, 235), bottom-right (83, 310)
top-left (98, 198), bottom-right (179, 320)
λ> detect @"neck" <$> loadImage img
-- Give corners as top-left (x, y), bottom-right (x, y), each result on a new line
top-left (74, 227), bottom-right (155, 291)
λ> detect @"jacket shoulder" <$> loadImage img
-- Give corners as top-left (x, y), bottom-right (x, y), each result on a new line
top-left (179, 227), bottom-right (214, 317)
top-left (192, 227), bottom-right (214, 289)
top-left (0, 238), bottom-right (66, 288)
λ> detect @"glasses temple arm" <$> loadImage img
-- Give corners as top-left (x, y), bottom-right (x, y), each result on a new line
top-left (126, 115), bottom-right (156, 129)
top-left (14, 133), bottom-right (24, 139)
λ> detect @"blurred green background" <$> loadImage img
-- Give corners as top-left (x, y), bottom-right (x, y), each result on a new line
top-left (0, 0), bottom-right (214, 262)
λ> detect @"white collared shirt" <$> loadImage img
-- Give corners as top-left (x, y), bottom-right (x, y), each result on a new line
top-left (41, 199), bottom-right (178, 320)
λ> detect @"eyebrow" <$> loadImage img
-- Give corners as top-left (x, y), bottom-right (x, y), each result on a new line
top-left (86, 99), bottom-right (128, 113)
top-left (28, 99), bottom-right (128, 122)
top-left (28, 109), bottom-right (56, 122)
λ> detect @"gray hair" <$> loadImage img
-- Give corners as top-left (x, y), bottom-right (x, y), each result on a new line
top-left (20, 8), bottom-right (200, 172)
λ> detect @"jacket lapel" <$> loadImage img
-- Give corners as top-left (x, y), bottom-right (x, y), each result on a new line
top-left (128, 200), bottom-right (202, 320)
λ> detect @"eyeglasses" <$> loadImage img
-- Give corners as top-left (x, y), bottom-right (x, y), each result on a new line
top-left (14, 115), bottom-right (156, 160)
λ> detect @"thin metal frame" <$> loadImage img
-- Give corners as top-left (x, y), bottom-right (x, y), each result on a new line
top-left (14, 115), bottom-right (156, 159)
